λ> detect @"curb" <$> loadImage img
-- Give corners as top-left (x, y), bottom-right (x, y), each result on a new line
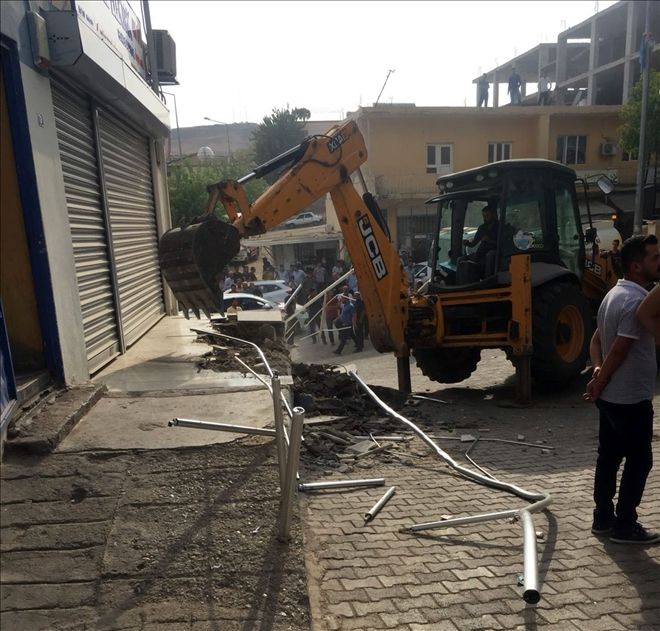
top-left (5, 383), bottom-right (107, 455)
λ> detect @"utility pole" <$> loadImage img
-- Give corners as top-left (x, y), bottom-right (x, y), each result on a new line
top-left (633, 0), bottom-right (651, 235)
top-left (375, 69), bottom-right (395, 106)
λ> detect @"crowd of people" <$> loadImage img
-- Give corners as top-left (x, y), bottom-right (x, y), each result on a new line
top-left (218, 256), bottom-right (368, 354)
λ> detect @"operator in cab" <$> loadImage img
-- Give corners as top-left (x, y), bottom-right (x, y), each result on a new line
top-left (463, 204), bottom-right (499, 268)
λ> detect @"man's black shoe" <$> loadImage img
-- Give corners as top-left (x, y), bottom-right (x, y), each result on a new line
top-left (610, 523), bottom-right (660, 544)
top-left (591, 512), bottom-right (614, 535)
top-left (332, 350), bottom-right (341, 355)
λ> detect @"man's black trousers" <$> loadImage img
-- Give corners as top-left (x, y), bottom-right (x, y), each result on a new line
top-left (593, 399), bottom-right (654, 528)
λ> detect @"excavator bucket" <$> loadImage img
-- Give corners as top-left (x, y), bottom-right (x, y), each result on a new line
top-left (158, 216), bottom-right (241, 319)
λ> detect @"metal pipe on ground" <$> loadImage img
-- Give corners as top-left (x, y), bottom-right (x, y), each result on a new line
top-left (278, 407), bottom-right (305, 542)
top-left (298, 478), bottom-right (386, 492)
top-left (349, 371), bottom-right (551, 602)
top-left (364, 486), bottom-right (396, 523)
top-left (169, 418), bottom-right (276, 436)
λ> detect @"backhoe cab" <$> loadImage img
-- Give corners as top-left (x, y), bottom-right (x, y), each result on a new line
top-left (415, 161), bottom-right (594, 389)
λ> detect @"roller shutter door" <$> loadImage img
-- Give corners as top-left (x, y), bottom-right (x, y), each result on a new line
top-left (51, 79), bottom-right (121, 372)
top-left (98, 110), bottom-right (165, 345)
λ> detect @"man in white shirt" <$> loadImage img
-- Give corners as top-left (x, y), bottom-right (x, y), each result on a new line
top-left (585, 235), bottom-right (659, 544)
top-left (538, 75), bottom-right (551, 105)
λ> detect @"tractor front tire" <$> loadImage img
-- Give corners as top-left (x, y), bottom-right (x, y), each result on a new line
top-left (531, 281), bottom-right (592, 387)
top-left (413, 347), bottom-right (481, 384)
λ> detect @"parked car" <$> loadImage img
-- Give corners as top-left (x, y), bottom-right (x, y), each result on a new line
top-left (283, 211), bottom-right (323, 228)
top-left (222, 293), bottom-right (279, 312)
top-left (250, 280), bottom-right (293, 304)
top-left (221, 292), bottom-right (306, 322)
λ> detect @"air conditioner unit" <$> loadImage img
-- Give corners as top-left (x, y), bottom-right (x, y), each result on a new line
top-left (153, 30), bottom-right (177, 84)
top-left (600, 142), bottom-right (617, 156)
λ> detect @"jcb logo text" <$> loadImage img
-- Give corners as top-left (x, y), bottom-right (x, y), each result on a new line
top-left (358, 215), bottom-right (388, 280)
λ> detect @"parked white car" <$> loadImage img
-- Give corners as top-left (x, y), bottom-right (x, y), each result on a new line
top-left (222, 291), bottom-right (306, 322)
top-left (222, 293), bottom-right (280, 312)
top-left (250, 280), bottom-right (293, 304)
top-left (283, 211), bottom-right (323, 228)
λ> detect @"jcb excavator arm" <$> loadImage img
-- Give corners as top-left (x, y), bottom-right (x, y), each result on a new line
top-left (159, 120), bottom-right (409, 355)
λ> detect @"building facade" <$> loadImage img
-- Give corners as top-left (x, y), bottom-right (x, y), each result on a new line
top-left (1, 0), bottom-right (174, 432)
top-left (349, 104), bottom-right (641, 260)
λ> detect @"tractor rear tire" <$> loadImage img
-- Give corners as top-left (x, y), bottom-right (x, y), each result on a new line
top-left (531, 280), bottom-right (592, 388)
top-left (413, 347), bottom-right (481, 384)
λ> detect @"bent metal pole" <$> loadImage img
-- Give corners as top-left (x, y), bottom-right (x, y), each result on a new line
top-left (349, 371), bottom-right (551, 604)
top-left (190, 328), bottom-right (293, 419)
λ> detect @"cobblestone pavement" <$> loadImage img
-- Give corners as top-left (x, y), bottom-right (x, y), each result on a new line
top-left (294, 345), bottom-right (660, 631)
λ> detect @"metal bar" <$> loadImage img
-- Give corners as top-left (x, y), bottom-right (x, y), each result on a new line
top-left (278, 407), bottom-right (305, 542)
top-left (272, 375), bottom-right (288, 491)
top-left (412, 394), bottom-right (448, 404)
top-left (428, 435), bottom-right (554, 450)
top-left (520, 509), bottom-right (541, 604)
top-left (633, 1), bottom-right (651, 235)
top-left (465, 438), bottom-right (495, 479)
top-left (170, 418), bottom-right (276, 436)
top-left (298, 478), bottom-right (386, 492)
top-left (401, 508), bottom-right (519, 532)
top-left (364, 486), bottom-right (396, 523)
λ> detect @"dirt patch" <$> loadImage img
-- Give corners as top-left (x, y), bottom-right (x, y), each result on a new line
top-left (1, 439), bottom-right (311, 630)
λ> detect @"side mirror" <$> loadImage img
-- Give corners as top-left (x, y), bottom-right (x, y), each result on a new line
top-left (597, 175), bottom-right (615, 196)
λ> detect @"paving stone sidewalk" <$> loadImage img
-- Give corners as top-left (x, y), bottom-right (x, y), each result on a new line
top-left (299, 400), bottom-right (660, 631)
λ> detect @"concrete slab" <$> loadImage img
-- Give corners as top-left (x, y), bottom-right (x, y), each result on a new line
top-left (94, 315), bottom-right (290, 395)
top-left (57, 391), bottom-right (277, 451)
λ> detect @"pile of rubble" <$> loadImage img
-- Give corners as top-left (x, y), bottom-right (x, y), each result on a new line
top-left (290, 363), bottom-right (456, 471)
top-left (196, 332), bottom-right (291, 376)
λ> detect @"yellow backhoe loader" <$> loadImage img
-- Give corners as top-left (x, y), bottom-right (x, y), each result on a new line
top-left (159, 120), bottom-right (617, 401)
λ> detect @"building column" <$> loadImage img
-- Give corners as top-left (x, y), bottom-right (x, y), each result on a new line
top-left (586, 19), bottom-right (598, 105)
top-left (493, 74), bottom-right (499, 108)
top-left (555, 36), bottom-right (568, 105)
top-left (622, 1), bottom-right (637, 103)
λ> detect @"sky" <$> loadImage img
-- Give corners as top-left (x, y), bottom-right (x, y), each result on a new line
top-left (144, 0), bottom-right (618, 128)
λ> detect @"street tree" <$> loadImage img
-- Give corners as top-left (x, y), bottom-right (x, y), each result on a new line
top-left (251, 107), bottom-right (311, 182)
top-left (167, 155), bottom-right (266, 227)
top-left (619, 70), bottom-right (660, 171)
